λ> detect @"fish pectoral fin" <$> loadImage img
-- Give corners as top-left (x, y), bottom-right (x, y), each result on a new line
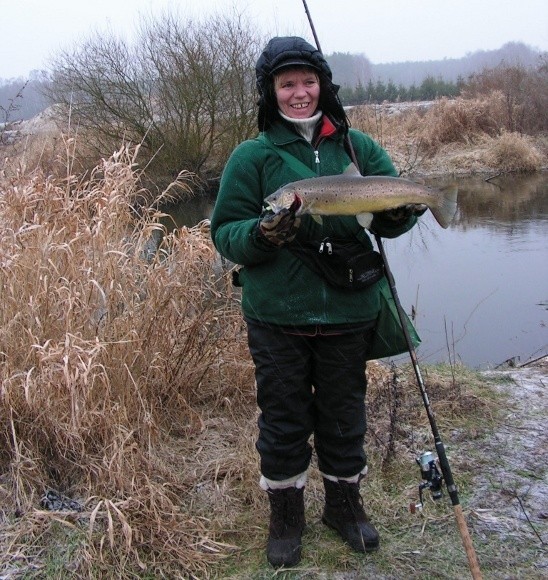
top-left (357, 212), bottom-right (373, 229)
top-left (311, 215), bottom-right (323, 225)
top-left (343, 162), bottom-right (362, 176)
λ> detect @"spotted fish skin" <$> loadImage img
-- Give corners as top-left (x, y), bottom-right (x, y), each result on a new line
top-left (265, 163), bottom-right (458, 229)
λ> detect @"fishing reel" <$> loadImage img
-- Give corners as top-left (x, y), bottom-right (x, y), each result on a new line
top-left (409, 451), bottom-right (444, 513)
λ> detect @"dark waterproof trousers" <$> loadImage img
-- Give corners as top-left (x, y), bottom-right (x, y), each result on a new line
top-left (247, 320), bottom-right (376, 482)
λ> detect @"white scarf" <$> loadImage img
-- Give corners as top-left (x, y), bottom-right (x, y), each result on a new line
top-left (279, 109), bottom-right (323, 143)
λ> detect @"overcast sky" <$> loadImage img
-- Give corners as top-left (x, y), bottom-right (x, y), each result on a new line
top-left (2, 0), bottom-right (547, 79)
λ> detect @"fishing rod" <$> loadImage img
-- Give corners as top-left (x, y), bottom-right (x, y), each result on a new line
top-left (299, 1), bottom-right (482, 578)
top-left (375, 233), bottom-right (482, 579)
top-left (301, 0), bottom-right (323, 53)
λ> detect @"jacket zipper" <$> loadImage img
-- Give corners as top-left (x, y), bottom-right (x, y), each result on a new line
top-left (312, 140), bottom-right (327, 314)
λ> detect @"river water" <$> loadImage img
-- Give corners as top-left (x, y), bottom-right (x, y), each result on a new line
top-left (168, 172), bottom-right (548, 369)
top-left (385, 172), bottom-right (547, 368)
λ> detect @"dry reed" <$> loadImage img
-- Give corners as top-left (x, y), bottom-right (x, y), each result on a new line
top-left (0, 144), bottom-right (250, 577)
top-left (483, 131), bottom-right (544, 173)
top-left (417, 96), bottom-right (503, 151)
top-left (347, 92), bottom-right (547, 175)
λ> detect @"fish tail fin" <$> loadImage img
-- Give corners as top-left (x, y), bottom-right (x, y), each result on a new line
top-left (430, 184), bottom-right (458, 228)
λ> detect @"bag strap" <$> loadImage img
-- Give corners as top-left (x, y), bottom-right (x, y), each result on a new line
top-left (257, 134), bottom-right (317, 179)
top-left (344, 133), bottom-right (362, 174)
top-left (258, 132), bottom-right (362, 177)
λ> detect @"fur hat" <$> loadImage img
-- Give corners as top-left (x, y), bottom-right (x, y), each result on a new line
top-left (255, 36), bottom-right (348, 132)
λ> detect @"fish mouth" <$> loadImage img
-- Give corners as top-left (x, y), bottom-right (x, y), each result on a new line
top-left (265, 193), bottom-right (302, 214)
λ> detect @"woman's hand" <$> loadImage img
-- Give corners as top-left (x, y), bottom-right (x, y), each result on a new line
top-left (381, 204), bottom-right (427, 223)
top-left (257, 207), bottom-right (301, 247)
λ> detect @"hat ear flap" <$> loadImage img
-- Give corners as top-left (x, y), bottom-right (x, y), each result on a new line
top-left (257, 80), bottom-right (279, 131)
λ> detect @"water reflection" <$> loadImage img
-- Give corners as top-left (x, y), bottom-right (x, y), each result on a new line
top-left (389, 172), bottom-right (547, 368)
top-left (162, 196), bottom-right (215, 229)
top-left (168, 172), bottom-right (548, 369)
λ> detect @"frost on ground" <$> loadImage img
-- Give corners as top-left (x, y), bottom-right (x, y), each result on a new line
top-left (468, 357), bottom-right (548, 576)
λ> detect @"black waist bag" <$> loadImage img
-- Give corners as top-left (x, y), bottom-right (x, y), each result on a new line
top-left (288, 238), bottom-right (384, 290)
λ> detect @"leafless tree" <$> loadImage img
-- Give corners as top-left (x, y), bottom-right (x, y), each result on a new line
top-left (44, 9), bottom-right (262, 188)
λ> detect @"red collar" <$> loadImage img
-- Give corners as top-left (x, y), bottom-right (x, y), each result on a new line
top-left (318, 115), bottom-right (337, 139)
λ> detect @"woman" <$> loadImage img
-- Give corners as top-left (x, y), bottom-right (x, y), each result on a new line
top-left (210, 36), bottom-right (423, 567)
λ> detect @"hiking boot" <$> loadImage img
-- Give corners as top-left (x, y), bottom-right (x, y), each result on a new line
top-left (266, 486), bottom-right (305, 567)
top-left (322, 477), bottom-right (379, 553)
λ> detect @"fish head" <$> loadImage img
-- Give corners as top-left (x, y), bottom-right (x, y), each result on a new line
top-left (264, 185), bottom-right (302, 214)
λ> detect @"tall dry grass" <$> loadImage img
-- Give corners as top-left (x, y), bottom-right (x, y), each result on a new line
top-left (417, 95), bottom-right (502, 150)
top-left (483, 131), bottom-right (545, 173)
top-left (0, 145), bottom-right (250, 577)
top-left (348, 92), bottom-right (546, 175)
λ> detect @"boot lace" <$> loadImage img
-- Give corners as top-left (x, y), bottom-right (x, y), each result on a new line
top-left (338, 481), bottom-right (369, 522)
top-left (268, 489), bottom-right (303, 537)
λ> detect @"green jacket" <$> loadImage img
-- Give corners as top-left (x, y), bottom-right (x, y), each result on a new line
top-left (210, 118), bottom-right (417, 326)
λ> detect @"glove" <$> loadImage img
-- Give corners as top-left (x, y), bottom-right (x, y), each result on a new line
top-left (382, 204), bottom-right (428, 222)
top-left (257, 206), bottom-right (301, 247)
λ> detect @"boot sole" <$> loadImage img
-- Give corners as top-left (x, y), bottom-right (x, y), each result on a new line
top-left (322, 516), bottom-right (380, 553)
top-left (267, 545), bottom-right (302, 568)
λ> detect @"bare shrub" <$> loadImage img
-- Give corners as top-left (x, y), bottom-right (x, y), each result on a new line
top-left (0, 146), bottom-right (249, 576)
top-left (464, 59), bottom-right (548, 133)
top-left (44, 9), bottom-right (262, 188)
top-left (418, 96), bottom-right (503, 152)
top-left (483, 131), bottom-right (544, 173)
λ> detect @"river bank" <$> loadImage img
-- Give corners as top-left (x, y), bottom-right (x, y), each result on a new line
top-left (0, 112), bottom-right (546, 578)
top-left (204, 356), bottom-right (548, 579)
top-left (347, 100), bottom-right (548, 178)
top-left (469, 357), bottom-right (548, 574)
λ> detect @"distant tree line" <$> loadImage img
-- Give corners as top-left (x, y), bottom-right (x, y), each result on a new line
top-left (338, 75), bottom-right (463, 105)
top-left (327, 42), bottom-right (542, 89)
top-left (338, 58), bottom-right (547, 134)
top-left (372, 42), bottom-right (542, 84)
top-left (1, 19), bottom-right (545, 188)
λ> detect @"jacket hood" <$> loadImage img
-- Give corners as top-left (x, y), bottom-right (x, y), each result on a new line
top-left (255, 36), bottom-right (348, 132)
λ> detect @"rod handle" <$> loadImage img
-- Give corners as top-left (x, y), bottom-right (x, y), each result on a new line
top-left (453, 504), bottom-right (483, 579)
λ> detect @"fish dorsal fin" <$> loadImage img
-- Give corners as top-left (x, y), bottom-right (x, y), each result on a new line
top-left (343, 162), bottom-right (362, 176)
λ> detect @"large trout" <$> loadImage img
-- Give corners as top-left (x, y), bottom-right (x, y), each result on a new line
top-left (264, 163), bottom-right (458, 229)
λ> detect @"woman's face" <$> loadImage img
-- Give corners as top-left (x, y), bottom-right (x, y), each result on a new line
top-left (274, 67), bottom-right (320, 119)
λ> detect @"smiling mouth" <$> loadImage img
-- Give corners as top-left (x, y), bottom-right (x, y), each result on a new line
top-left (291, 103), bottom-right (310, 109)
